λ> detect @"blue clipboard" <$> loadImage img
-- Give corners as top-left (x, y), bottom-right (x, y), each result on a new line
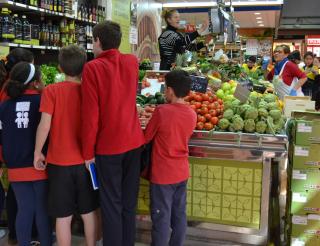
top-left (89, 163), bottom-right (99, 190)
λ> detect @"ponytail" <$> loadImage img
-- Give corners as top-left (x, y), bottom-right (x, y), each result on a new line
top-left (5, 80), bottom-right (28, 99)
top-left (161, 9), bottom-right (178, 25)
top-left (5, 62), bottom-right (41, 99)
top-left (0, 60), bottom-right (8, 90)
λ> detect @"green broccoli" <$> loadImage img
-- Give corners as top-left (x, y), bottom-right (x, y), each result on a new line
top-left (244, 119), bottom-right (256, 133)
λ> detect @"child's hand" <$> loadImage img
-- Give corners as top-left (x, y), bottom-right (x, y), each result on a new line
top-left (34, 151), bottom-right (46, 170)
top-left (85, 158), bottom-right (95, 170)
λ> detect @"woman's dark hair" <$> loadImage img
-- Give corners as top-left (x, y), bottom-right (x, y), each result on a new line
top-left (0, 48), bottom-right (34, 90)
top-left (288, 50), bottom-right (301, 62)
top-left (162, 9), bottom-right (178, 25)
top-left (304, 51), bottom-right (314, 60)
top-left (6, 62), bottom-right (41, 99)
top-left (165, 70), bottom-right (191, 98)
top-left (5, 48), bottom-right (34, 72)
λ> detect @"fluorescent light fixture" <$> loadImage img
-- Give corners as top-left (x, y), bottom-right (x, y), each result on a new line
top-left (259, 24), bottom-right (265, 27)
top-left (257, 21), bottom-right (263, 24)
top-left (254, 12), bottom-right (261, 15)
top-left (162, 1), bottom-right (283, 8)
top-left (256, 17), bottom-right (262, 19)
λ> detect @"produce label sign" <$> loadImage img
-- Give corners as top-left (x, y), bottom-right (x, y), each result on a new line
top-left (234, 83), bottom-right (250, 103)
top-left (137, 157), bottom-right (262, 229)
top-left (190, 75), bottom-right (208, 93)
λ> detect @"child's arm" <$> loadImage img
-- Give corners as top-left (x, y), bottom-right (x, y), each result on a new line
top-left (144, 108), bottom-right (161, 144)
top-left (34, 112), bottom-right (52, 170)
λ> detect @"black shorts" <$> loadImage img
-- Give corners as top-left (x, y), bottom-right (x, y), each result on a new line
top-left (47, 164), bottom-right (99, 218)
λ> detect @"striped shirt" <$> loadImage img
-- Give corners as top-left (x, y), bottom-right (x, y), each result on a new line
top-left (158, 25), bottom-right (201, 70)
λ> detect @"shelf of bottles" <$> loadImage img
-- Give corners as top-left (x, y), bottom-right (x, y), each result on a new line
top-left (0, 0), bottom-right (106, 51)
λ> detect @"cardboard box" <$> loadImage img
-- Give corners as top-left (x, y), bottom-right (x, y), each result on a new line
top-left (295, 120), bottom-right (320, 146)
top-left (284, 96), bottom-right (315, 118)
top-left (292, 145), bottom-right (320, 169)
top-left (291, 190), bottom-right (320, 215)
top-left (291, 169), bottom-right (320, 192)
top-left (291, 215), bottom-right (320, 246)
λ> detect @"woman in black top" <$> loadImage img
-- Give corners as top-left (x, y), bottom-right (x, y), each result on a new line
top-left (301, 52), bottom-right (320, 98)
top-left (158, 10), bottom-right (208, 70)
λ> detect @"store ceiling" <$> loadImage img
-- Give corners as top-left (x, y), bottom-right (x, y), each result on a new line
top-left (161, 0), bottom-right (282, 28)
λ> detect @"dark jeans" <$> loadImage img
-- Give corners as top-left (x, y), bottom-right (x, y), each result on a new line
top-left (11, 180), bottom-right (52, 246)
top-left (150, 180), bottom-right (188, 246)
top-left (96, 146), bottom-right (142, 246)
top-left (0, 181), bottom-right (4, 217)
top-left (6, 185), bottom-right (17, 240)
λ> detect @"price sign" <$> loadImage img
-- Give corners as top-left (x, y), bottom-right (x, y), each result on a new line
top-left (190, 75), bottom-right (208, 93)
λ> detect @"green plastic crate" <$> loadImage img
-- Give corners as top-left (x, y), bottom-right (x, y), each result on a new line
top-left (291, 215), bottom-right (320, 246)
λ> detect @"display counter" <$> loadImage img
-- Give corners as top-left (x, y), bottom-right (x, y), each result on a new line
top-left (137, 131), bottom-right (288, 245)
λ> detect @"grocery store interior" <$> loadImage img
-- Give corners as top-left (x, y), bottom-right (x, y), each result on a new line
top-left (0, 0), bottom-right (319, 245)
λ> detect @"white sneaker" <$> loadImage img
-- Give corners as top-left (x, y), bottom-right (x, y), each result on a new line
top-left (0, 229), bottom-right (6, 239)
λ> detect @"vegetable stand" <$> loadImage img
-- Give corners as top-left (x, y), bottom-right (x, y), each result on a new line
top-left (137, 131), bottom-right (288, 245)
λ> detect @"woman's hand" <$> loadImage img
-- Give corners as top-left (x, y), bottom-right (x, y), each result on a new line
top-left (198, 19), bottom-right (209, 35)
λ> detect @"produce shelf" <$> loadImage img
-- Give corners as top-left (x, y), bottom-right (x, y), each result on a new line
top-left (0, 42), bottom-right (93, 53)
top-left (0, 0), bottom-right (97, 25)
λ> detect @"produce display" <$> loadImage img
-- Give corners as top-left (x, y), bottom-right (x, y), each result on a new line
top-left (136, 93), bottom-right (165, 106)
top-left (217, 90), bottom-right (285, 134)
top-left (184, 91), bottom-right (223, 131)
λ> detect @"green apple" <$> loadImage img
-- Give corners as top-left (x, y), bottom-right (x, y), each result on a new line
top-left (216, 89), bottom-right (225, 99)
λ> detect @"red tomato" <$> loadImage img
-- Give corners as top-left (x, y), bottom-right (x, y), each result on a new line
top-left (195, 102), bottom-right (202, 109)
top-left (204, 122), bottom-right (214, 131)
top-left (194, 95), bottom-right (202, 102)
top-left (207, 91), bottom-right (213, 97)
top-left (190, 100), bottom-right (196, 105)
top-left (202, 101), bottom-right (210, 106)
top-left (209, 109), bottom-right (217, 117)
top-left (218, 99), bottom-right (223, 105)
top-left (216, 108), bottom-right (221, 115)
top-left (214, 101), bottom-right (220, 108)
top-left (208, 103), bottom-right (215, 110)
top-left (202, 94), bottom-right (209, 101)
top-left (196, 122), bottom-right (204, 130)
top-left (204, 113), bottom-right (212, 121)
top-left (197, 109), bottom-right (202, 114)
top-left (197, 115), bottom-right (206, 123)
top-left (212, 95), bottom-right (218, 101)
top-left (200, 107), bottom-right (209, 115)
top-left (211, 117), bottom-right (219, 125)
top-left (189, 92), bottom-right (195, 100)
top-left (184, 96), bottom-right (191, 102)
top-left (218, 115), bottom-right (223, 119)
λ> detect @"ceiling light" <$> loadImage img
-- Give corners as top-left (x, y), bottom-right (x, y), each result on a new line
top-left (254, 13), bottom-right (261, 15)
top-left (256, 17), bottom-right (262, 20)
top-left (259, 24), bottom-right (265, 27)
top-left (162, 1), bottom-right (283, 8)
top-left (257, 21), bottom-right (263, 24)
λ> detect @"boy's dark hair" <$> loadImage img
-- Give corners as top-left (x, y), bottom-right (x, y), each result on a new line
top-left (58, 45), bottom-right (87, 77)
top-left (6, 62), bottom-right (41, 99)
top-left (288, 50), bottom-right (301, 62)
top-left (165, 70), bottom-right (191, 98)
top-left (248, 56), bottom-right (256, 63)
top-left (93, 21), bottom-right (122, 50)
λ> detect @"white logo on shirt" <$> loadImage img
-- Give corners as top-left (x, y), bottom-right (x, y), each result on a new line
top-left (15, 102), bottom-right (30, 129)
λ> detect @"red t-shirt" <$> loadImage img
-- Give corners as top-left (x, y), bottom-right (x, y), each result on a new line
top-left (267, 61), bottom-right (306, 86)
top-left (81, 49), bottom-right (144, 159)
top-left (144, 103), bottom-right (197, 185)
top-left (40, 81), bottom-right (84, 165)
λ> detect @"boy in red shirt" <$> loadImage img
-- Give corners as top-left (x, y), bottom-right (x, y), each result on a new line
top-left (34, 45), bottom-right (98, 246)
top-left (144, 70), bottom-right (197, 246)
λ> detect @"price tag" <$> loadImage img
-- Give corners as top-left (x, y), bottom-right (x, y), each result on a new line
top-left (190, 75), bottom-right (208, 93)
top-left (292, 193), bottom-right (307, 203)
top-left (308, 214), bottom-right (320, 220)
top-left (291, 238), bottom-right (305, 246)
top-left (20, 44), bottom-right (31, 48)
top-left (295, 146), bottom-right (309, 157)
top-left (297, 123), bottom-right (312, 133)
top-left (292, 170), bottom-right (307, 180)
top-left (292, 215), bottom-right (308, 225)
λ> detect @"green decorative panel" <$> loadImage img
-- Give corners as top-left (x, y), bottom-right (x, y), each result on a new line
top-left (137, 157), bottom-right (263, 229)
